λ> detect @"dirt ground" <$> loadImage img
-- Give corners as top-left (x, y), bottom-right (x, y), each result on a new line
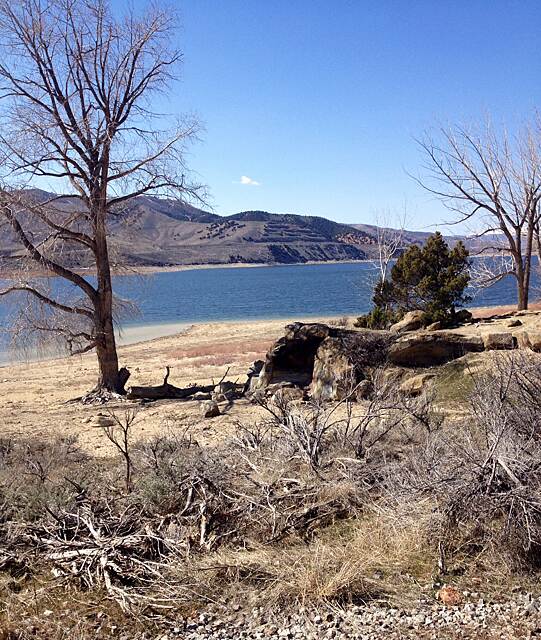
top-left (0, 317), bottom-right (332, 454)
top-left (1, 306), bottom-right (539, 456)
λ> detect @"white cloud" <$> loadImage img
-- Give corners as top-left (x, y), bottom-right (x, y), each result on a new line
top-left (238, 175), bottom-right (260, 186)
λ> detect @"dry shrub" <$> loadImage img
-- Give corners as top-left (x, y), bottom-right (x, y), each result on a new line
top-left (328, 316), bottom-right (349, 328)
top-left (5, 353), bottom-right (541, 628)
top-left (178, 504), bottom-right (435, 608)
top-left (393, 351), bottom-right (541, 573)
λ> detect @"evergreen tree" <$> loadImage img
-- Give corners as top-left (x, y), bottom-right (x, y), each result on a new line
top-left (390, 232), bottom-right (471, 323)
top-left (357, 233), bottom-right (471, 328)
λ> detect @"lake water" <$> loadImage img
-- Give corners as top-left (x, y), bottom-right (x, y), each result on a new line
top-left (0, 261), bottom-right (536, 359)
top-left (115, 261), bottom-right (533, 328)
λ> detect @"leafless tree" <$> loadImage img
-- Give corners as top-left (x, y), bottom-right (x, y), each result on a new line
top-left (101, 409), bottom-right (138, 493)
top-left (372, 207), bottom-right (408, 283)
top-left (416, 119), bottom-right (541, 310)
top-left (0, 0), bottom-right (201, 395)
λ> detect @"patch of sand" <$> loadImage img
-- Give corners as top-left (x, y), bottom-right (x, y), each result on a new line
top-left (3, 308), bottom-right (541, 457)
top-left (0, 316), bottom-right (343, 455)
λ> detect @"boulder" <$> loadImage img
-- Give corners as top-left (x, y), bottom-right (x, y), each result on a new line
top-left (507, 318), bottom-right (522, 327)
top-left (400, 373), bottom-right (436, 396)
top-left (311, 330), bottom-right (393, 401)
top-left (390, 310), bottom-right (425, 333)
top-left (256, 323), bottom-right (331, 390)
top-left (482, 333), bottom-right (515, 350)
top-left (255, 323), bottom-right (394, 401)
top-left (454, 309), bottom-right (473, 324)
top-left (200, 400), bottom-right (220, 418)
top-left (311, 337), bottom-right (353, 401)
top-left (515, 331), bottom-right (532, 350)
top-left (243, 360), bottom-right (265, 395)
top-left (517, 331), bottom-right (541, 352)
top-left (388, 331), bottom-right (484, 367)
top-left (426, 321), bottom-right (442, 331)
top-left (528, 332), bottom-right (541, 351)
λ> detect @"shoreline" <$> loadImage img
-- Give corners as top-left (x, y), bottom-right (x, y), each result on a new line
top-left (1, 302), bottom-right (535, 369)
top-left (115, 301), bottom-right (541, 346)
top-left (0, 252), bottom-right (510, 280)
top-left (127, 259), bottom-right (376, 276)
top-left (0, 258), bottom-right (377, 280)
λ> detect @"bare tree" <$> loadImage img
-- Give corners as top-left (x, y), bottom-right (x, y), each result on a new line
top-left (102, 409), bottom-right (138, 493)
top-left (372, 207), bottom-right (408, 283)
top-left (0, 0), bottom-right (201, 396)
top-left (416, 119), bottom-right (541, 310)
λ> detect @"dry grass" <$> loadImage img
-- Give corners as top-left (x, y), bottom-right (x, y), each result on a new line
top-left (188, 354), bottom-right (237, 367)
top-left (178, 505), bottom-right (437, 609)
top-left (0, 574), bottom-right (152, 639)
top-left (5, 348), bottom-right (541, 637)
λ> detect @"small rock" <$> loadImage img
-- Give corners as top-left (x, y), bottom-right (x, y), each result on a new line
top-left (507, 318), bottom-right (522, 327)
top-left (437, 585), bottom-right (462, 606)
top-left (390, 310), bottom-right (426, 333)
top-left (91, 415), bottom-right (115, 428)
top-left (200, 400), bottom-right (220, 418)
top-left (192, 391), bottom-right (211, 401)
top-left (400, 373), bottom-right (435, 396)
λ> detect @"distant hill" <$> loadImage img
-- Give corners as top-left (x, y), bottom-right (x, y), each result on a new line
top-left (0, 193), bottom-right (479, 269)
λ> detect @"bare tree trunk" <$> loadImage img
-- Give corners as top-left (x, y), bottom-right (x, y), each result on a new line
top-left (517, 278), bottom-right (528, 311)
top-left (516, 256), bottom-right (528, 311)
top-left (94, 199), bottom-right (122, 392)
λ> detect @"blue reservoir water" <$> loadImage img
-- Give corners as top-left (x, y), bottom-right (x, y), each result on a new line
top-left (0, 260), bottom-right (536, 334)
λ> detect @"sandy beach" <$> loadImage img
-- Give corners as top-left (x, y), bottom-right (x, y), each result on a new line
top-left (0, 303), bottom-right (536, 456)
top-left (0, 315), bottom-right (348, 454)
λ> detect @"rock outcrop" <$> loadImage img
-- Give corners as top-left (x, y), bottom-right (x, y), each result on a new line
top-left (311, 329), bottom-right (392, 401)
top-left (512, 331), bottom-right (541, 351)
top-left (390, 310), bottom-right (426, 333)
top-left (253, 316), bottom-right (541, 402)
top-left (255, 322), bottom-right (393, 401)
top-left (482, 333), bottom-right (516, 350)
top-left (388, 332), bottom-right (484, 367)
top-left (256, 323), bottom-right (332, 391)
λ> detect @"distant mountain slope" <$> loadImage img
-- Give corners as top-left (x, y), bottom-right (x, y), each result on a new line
top-left (0, 193), bottom-right (478, 269)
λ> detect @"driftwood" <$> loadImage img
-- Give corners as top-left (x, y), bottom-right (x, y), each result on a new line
top-left (127, 367), bottom-right (215, 400)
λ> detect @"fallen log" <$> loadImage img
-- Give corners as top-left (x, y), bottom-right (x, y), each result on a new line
top-left (127, 367), bottom-right (214, 400)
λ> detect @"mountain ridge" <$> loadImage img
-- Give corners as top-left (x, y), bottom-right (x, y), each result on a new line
top-left (0, 193), bottom-right (471, 269)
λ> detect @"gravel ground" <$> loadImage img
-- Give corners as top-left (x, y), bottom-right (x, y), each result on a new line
top-left (141, 594), bottom-right (541, 640)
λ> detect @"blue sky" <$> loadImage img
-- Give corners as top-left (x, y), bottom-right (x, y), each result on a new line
top-left (152, 1), bottom-right (541, 230)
